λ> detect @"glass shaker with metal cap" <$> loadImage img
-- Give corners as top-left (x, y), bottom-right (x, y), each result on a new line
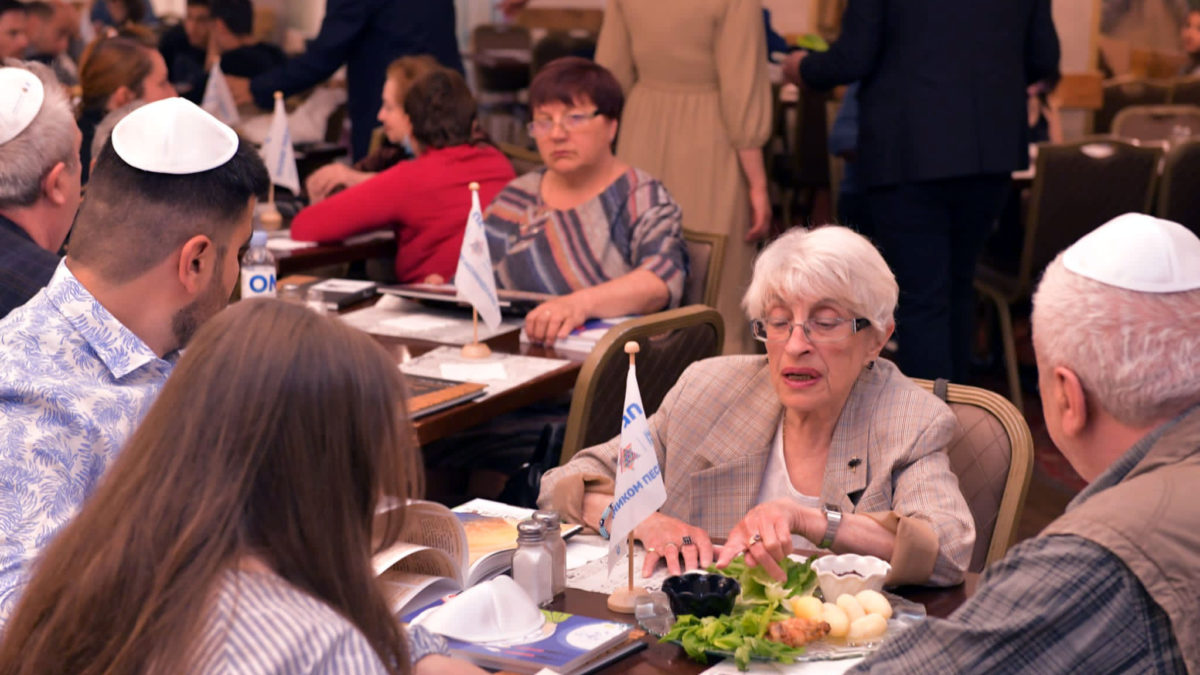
top-left (533, 510), bottom-right (566, 596)
top-left (511, 519), bottom-right (553, 607)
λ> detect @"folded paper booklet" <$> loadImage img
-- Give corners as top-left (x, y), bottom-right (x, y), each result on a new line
top-left (518, 315), bottom-right (639, 354)
top-left (404, 374), bottom-right (486, 419)
top-left (380, 283), bottom-right (555, 316)
top-left (404, 592), bottom-right (643, 675)
top-left (276, 274), bottom-right (377, 310)
top-left (374, 499), bottom-right (581, 616)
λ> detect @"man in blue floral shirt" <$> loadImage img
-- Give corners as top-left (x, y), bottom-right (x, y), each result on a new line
top-left (0, 98), bottom-right (268, 621)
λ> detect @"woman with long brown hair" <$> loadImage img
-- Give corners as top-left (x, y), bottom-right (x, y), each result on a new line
top-left (77, 35), bottom-right (175, 180)
top-left (0, 300), bottom-right (483, 675)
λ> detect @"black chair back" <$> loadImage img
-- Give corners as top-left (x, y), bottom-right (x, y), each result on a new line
top-left (1158, 138), bottom-right (1200, 238)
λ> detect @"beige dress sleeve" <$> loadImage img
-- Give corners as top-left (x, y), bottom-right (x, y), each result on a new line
top-left (715, 0), bottom-right (773, 149)
top-left (595, 0), bottom-right (636, 92)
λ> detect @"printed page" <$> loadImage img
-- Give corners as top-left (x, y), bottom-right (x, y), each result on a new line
top-left (373, 543), bottom-right (462, 586)
top-left (373, 500), bottom-right (469, 583)
top-left (453, 499), bottom-right (582, 586)
top-left (379, 570), bottom-right (463, 617)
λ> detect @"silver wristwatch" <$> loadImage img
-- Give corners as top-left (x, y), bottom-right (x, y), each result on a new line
top-left (819, 503), bottom-right (842, 549)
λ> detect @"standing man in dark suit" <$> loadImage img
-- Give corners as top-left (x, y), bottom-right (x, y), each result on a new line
top-left (785, 0), bottom-right (1059, 382)
top-left (230, 0), bottom-right (462, 161)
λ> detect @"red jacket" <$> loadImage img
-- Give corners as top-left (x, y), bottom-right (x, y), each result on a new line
top-left (291, 144), bottom-right (515, 282)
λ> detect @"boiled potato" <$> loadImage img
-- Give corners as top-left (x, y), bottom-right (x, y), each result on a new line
top-left (836, 593), bottom-right (866, 623)
top-left (790, 595), bottom-right (824, 621)
top-left (821, 602), bottom-right (850, 638)
top-left (846, 613), bottom-right (888, 643)
top-left (855, 589), bottom-right (893, 619)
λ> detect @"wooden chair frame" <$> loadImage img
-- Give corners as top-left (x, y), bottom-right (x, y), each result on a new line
top-left (681, 229), bottom-right (727, 308)
top-left (913, 379), bottom-right (1035, 569)
top-left (560, 306), bottom-right (725, 466)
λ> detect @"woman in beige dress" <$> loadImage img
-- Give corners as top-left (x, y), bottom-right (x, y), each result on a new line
top-left (596, 0), bottom-right (773, 354)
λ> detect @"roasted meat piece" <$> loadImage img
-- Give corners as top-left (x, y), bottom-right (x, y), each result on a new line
top-left (765, 617), bottom-right (832, 647)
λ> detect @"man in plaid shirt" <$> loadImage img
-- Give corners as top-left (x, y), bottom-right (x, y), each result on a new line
top-left (0, 61), bottom-right (81, 319)
top-left (852, 214), bottom-right (1200, 674)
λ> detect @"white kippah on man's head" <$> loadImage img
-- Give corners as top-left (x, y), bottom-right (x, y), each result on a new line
top-left (1062, 213), bottom-right (1200, 293)
top-left (111, 97), bottom-right (239, 175)
top-left (0, 67), bottom-right (45, 146)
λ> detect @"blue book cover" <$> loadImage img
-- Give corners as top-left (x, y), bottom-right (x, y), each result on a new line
top-left (403, 603), bottom-right (638, 674)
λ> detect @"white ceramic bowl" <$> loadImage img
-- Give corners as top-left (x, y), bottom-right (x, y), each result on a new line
top-left (812, 554), bottom-right (891, 601)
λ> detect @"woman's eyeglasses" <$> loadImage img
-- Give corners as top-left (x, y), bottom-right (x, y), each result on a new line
top-left (527, 110), bottom-right (601, 138)
top-left (751, 316), bottom-right (871, 344)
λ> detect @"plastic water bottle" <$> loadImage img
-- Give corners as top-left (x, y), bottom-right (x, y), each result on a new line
top-left (240, 230), bottom-right (276, 299)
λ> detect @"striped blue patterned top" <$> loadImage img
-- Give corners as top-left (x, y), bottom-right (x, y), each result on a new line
top-left (191, 569), bottom-right (448, 673)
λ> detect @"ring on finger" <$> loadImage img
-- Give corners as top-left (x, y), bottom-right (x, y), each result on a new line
top-left (682, 535), bottom-right (694, 546)
top-left (750, 532), bottom-right (763, 545)
top-left (646, 547), bottom-right (656, 554)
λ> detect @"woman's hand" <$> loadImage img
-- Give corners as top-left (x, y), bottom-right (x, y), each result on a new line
top-left (745, 184), bottom-right (771, 242)
top-left (716, 499), bottom-right (811, 582)
top-left (633, 512), bottom-right (714, 577)
top-left (305, 164), bottom-right (366, 203)
top-left (524, 296), bottom-right (588, 346)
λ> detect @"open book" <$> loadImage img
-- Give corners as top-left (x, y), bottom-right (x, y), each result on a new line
top-left (405, 601), bottom-right (644, 675)
top-left (374, 499), bottom-right (581, 616)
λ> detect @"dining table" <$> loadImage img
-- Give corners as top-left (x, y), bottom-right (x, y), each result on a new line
top-left (542, 575), bottom-right (979, 674)
top-left (371, 330), bottom-right (586, 446)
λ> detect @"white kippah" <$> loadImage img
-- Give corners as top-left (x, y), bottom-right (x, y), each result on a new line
top-left (1062, 213), bottom-right (1200, 293)
top-left (0, 67), bottom-right (45, 146)
top-left (111, 97), bottom-right (238, 174)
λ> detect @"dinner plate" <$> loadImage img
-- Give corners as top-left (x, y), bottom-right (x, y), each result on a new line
top-left (666, 592), bottom-right (925, 663)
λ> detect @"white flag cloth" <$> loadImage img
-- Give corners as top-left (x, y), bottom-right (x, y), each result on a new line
top-left (259, 94), bottom-right (300, 194)
top-left (200, 62), bottom-right (240, 126)
top-left (454, 188), bottom-right (501, 332)
top-left (607, 362), bottom-right (668, 573)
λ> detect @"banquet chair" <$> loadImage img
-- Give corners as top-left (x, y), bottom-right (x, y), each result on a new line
top-left (1168, 76), bottom-right (1200, 106)
top-left (1111, 104), bottom-right (1200, 144)
top-left (497, 141), bottom-right (544, 175)
top-left (1156, 137), bottom-right (1200, 237)
top-left (472, 24), bottom-right (533, 94)
top-left (913, 378), bottom-right (1034, 572)
top-left (681, 229), bottom-right (727, 307)
top-left (975, 138), bottom-right (1161, 412)
top-left (1094, 77), bottom-right (1170, 134)
top-left (559, 306), bottom-right (725, 466)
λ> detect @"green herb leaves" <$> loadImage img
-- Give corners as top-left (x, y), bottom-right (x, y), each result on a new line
top-left (660, 555), bottom-right (820, 670)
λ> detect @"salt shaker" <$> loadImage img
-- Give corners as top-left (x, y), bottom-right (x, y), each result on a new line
top-left (511, 519), bottom-right (553, 607)
top-left (533, 510), bottom-right (566, 596)
top-left (305, 287), bottom-right (328, 316)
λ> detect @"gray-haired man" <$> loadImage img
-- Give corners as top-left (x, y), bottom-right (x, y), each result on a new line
top-left (0, 61), bottom-right (81, 318)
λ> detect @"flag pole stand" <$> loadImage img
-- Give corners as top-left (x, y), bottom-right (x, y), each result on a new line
top-left (258, 91), bottom-right (288, 231)
top-left (461, 306), bottom-right (492, 359)
top-left (459, 181), bottom-right (492, 359)
top-left (260, 181), bottom-right (282, 231)
top-left (607, 341), bottom-right (647, 614)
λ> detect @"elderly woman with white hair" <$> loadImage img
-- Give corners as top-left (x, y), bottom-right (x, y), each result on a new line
top-left (537, 225), bottom-right (974, 587)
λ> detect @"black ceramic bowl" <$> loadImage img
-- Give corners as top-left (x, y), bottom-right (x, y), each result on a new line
top-left (662, 573), bottom-right (740, 618)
